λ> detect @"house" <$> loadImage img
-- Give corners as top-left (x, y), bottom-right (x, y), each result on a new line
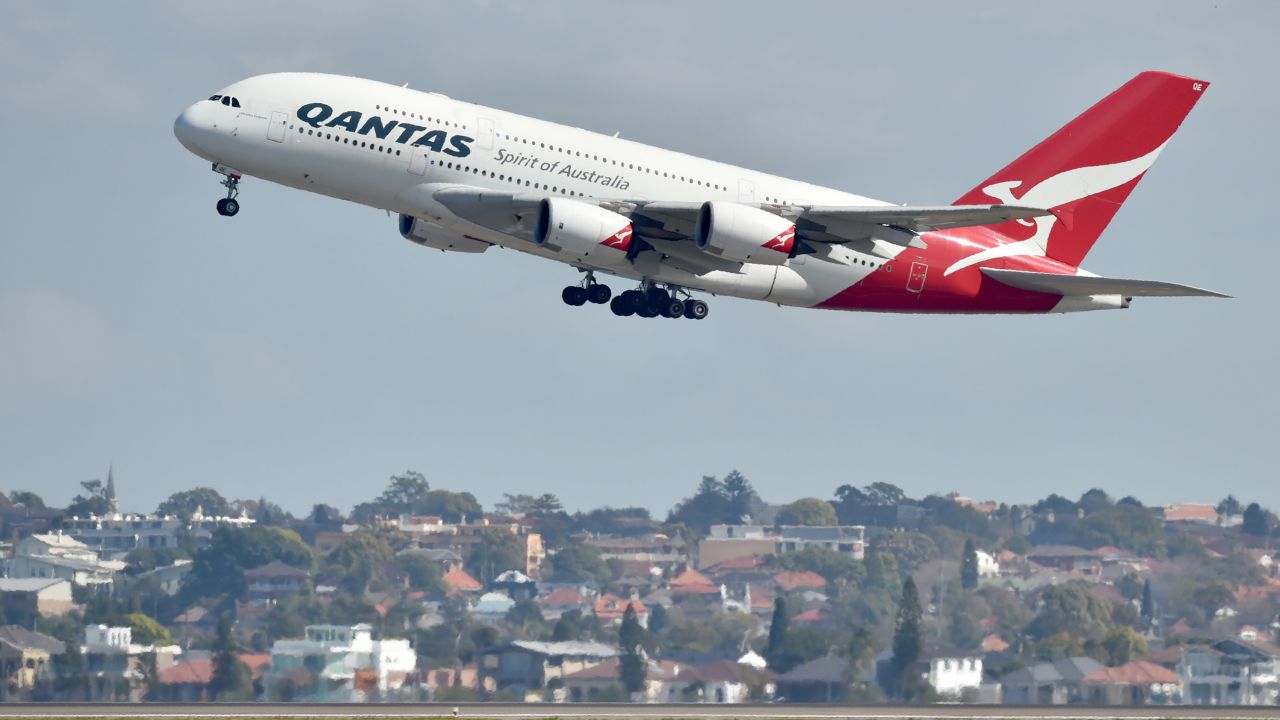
top-left (1025, 545), bottom-right (1102, 575)
top-left (398, 548), bottom-right (464, 574)
top-left (81, 624), bottom-right (183, 701)
top-left (1177, 639), bottom-right (1280, 705)
top-left (0, 578), bottom-right (73, 619)
top-left (403, 518), bottom-right (545, 578)
top-left (442, 567), bottom-right (483, 594)
top-left (423, 664), bottom-right (491, 698)
top-left (1081, 659), bottom-right (1179, 705)
top-left (479, 640), bottom-right (617, 694)
top-left (60, 510), bottom-right (254, 559)
top-left (267, 624), bottom-right (416, 701)
top-left (923, 653), bottom-right (983, 697)
top-left (775, 525), bottom-right (866, 560)
top-left (538, 586), bottom-right (591, 619)
top-left (698, 524), bottom-right (865, 569)
top-left (491, 569), bottom-right (538, 601)
top-left (776, 654), bottom-right (848, 702)
top-left (154, 653), bottom-right (270, 701)
top-left (562, 657), bottom-right (698, 702)
top-left (692, 658), bottom-right (767, 703)
top-left (593, 594), bottom-right (648, 627)
top-left (1162, 504), bottom-right (1220, 525)
top-left (243, 560), bottom-right (310, 604)
top-left (0, 626), bottom-right (64, 700)
top-left (773, 570), bottom-right (827, 592)
top-left (975, 549), bottom-right (1000, 577)
top-left (4, 532), bottom-right (125, 590)
top-left (583, 534), bottom-right (686, 572)
top-left (136, 559), bottom-right (192, 595)
top-left (669, 568), bottom-right (720, 596)
top-left (1000, 657), bottom-right (1105, 704)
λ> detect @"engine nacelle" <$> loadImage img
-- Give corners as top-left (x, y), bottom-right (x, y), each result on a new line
top-left (533, 198), bottom-right (633, 266)
top-left (695, 201), bottom-right (795, 265)
top-left (399, 214), bottom-right (490, 253)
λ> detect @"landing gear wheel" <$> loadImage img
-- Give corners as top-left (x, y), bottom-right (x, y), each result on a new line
top-left (561, 286), bottom-right (588, 306)
top-left (646, 287), bottom-right (670, 306)
top-left (216, 198), bottom-right (240, 217)
top-left (662, 298), bottom-right (686, 318)
top-left (587, 284), bottom-right (612, 304)
top-left (610, 296), bottom-right (634, 317)
top-left (623, 290), bottom-right (647, 313)
top-left (686, 299), bottom-right (709, 320)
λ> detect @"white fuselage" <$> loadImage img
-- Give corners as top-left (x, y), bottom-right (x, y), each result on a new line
top-left (174, 72), bottom-right (899, 307)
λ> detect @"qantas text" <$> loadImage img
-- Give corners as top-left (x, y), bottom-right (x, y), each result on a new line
top-left (296, 102), bottom-right (474, 157)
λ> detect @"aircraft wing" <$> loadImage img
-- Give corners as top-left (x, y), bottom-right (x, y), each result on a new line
top-left (981, 268), bottom-right (1231, 298)
top-left (801, 204), bottom-right (1051, 232)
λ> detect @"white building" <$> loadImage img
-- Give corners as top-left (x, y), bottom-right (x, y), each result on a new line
top-left (975, 549), bottom-right (1000, 577)
top-left (4, 533), bottom-right (124, 589)
top-left (61, 510), bottom-right (255, 560)
top-left (926, 654), bottom-right (984, 698)
top-left (268, 624), bottom-right (416, 700)
top-left (81, 625), bottom-right (182, 701)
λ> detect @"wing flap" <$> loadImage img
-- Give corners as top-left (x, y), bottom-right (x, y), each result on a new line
top-left (981, 268), bottom-right (1230, 298)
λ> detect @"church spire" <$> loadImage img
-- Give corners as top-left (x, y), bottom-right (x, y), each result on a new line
top-left (106, 465), bottom-right (118, 514)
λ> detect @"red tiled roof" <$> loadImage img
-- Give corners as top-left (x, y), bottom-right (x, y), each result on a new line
top-left (792, 607), bottom-right (825, 623)
top-left (541, 587), bottom-right (586, 606)
top-left (443, 567), bottom-right (482, 592)
top-left (1162, 504), bottom-right (1218, 522)
top-left (594, 593), bottom-right (648, 619)
top-left (774, 570), bottom-right (827, 591)
top-left (981, 634), bottom-right (1010, 652)
top-left (1083, 660), bottom-right (1178, 684)
top-left (670, 568), bottom-right (719, 595)
top-left (159, 659), bottom-right (212, 685)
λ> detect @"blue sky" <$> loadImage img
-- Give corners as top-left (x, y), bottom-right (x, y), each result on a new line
top-left (1, 1), bottom-right (1275, 516)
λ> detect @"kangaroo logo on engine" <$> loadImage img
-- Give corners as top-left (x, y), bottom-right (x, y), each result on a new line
top-left (296, 102), bottom-right (474, 157)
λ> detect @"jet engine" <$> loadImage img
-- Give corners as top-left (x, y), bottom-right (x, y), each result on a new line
top-left (695, 201), bottom-right (795, 265)
top-left (533, 198), bottom-right (634, 266)
top-left (399, 214), bottom-right (490, 253)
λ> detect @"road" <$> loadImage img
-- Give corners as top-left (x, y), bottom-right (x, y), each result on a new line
top-left (0, 704), bottom-right (1275, 719)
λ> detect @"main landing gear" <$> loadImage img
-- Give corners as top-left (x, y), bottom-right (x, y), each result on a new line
top-left (213, 164), bottom-right (241, 217)
top-left (562, 274), bottom-right (707, 319)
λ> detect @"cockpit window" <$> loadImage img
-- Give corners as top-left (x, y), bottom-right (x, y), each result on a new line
top-left (221, 96), bottom-right (231, 106)
top-left (231, 97), bottom-right (240, 108)
top-left (209, 95), bottom-right (222, 101)
top-left (217, 96), bottom-right (241, 108)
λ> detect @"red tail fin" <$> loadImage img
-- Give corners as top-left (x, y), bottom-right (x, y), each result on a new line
top-left (954, 71), bottom-right (1209, 267)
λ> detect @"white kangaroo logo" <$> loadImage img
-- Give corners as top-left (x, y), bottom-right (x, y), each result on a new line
top-left (944, 142), bottom-right (1167, 276)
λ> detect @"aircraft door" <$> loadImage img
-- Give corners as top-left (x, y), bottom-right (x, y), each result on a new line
top-left (738, 179), bottom-right (755, 203)
top-left (477, 117), bottom-right (495, 150)
top-left (906, 261), bottom-right (928, 293)
top-left (408, 147), bottom-right (430, 176)
top-left (267, 111), bottom-right (287, 143)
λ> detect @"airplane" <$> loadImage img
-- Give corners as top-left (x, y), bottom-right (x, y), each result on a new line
top-left (173, 70), bottom-right (1226, 320)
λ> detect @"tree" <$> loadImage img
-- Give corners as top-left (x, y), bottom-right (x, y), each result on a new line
top-left (722, 470), bottom-right (761, 520)
top-left (182, 525), bottom-right (313, 602)
top-left (1076, 504), bottom-right (1165, 557)
top-left (422, 489), bottom-right (483, 523)
top-left (468, 529), bottom-right (525, 584)
top-left (648, 604), bottom-right (669, 635)
top-left (1078, 488), bottom-right (1113, 515)
top-left (775, 545), bottom-right (862, 585)
top-left (767, 597), bottom-right (789, 668)
top-left (549, 543), bottom-right (612, 587)
top-left (394, 551), bottom-right (446, 594)
top-left (776, 498), bottom-right (838, 526)
top-left (495, 493), bottom-right (562, 516)
top-left (666, 475), bottom-right (730, 533)
top-left (308, 503), bottom-right (344, 527)
top-left (618, 604), bottom-right (647, 695)
top-left (156, 487), bottom-right (232, 521)
top-left (8, 490), bottom-right (45, 508)
top-left (1027, 582), bottom-right (1114, 641)
top-left (121, 613), bottom-right (172, 646)
top-left (1243, 502), bottom-right (1272, 537)
top-left (1140, 580), bottom-right (1154, 623)
top-left (889, 577), bottom-right (924, 700)
top-left (323, 529), bottom-right (395, 594)
top-left (961, 539), bottom-right (979, 590)
top-left (1100, 626), bottom-right (1148, 666)
top-left (1217, 495), bottom-right (1242, 517)
top-left (65, 479), bottom-right (111, 517)
top-left (209, 614), bottom-right (252, 700)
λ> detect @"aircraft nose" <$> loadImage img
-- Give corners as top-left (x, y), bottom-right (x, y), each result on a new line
top-left (174, 102), bottom-right (213, 156)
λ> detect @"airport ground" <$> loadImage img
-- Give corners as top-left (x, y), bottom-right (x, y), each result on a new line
top-left (0, 705), bottom-right (1278, 720)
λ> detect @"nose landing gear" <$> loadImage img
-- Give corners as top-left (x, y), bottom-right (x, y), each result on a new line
top-left (213, 164), bottom-right (242, 217)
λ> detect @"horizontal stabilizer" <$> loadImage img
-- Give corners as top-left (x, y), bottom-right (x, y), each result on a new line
top-left (981, 268), bottom-right (1230, 298)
